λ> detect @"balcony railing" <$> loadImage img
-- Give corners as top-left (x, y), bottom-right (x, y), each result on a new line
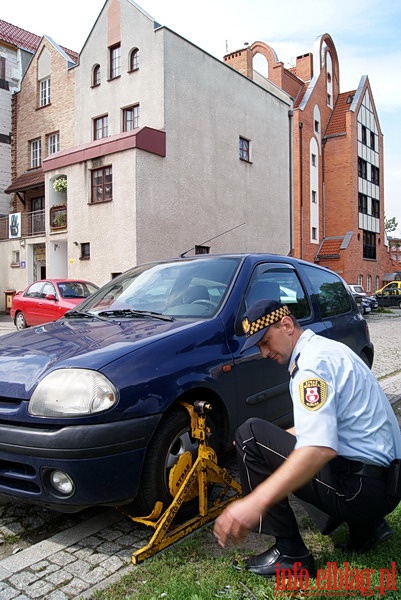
top-left (0, 209), bottom-right (46, 241)
top-left (0, 205), bottom-right (68, 241)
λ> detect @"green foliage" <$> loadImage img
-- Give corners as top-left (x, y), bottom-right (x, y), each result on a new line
top-left (385, 216), bottom-right (398, 233)
top-left (87, 505), bottom-right (401, 600)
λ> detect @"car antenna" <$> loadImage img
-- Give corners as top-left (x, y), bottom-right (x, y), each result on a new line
top-left (179, 222), bottom-right (246, 257)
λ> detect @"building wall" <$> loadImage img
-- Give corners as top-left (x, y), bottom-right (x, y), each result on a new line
top-left (43, 0), bottom-right (292, 285)
top-left (135, 29), bottom-right (292, 263)
top-left (14, 40), bottom-right (75, 178)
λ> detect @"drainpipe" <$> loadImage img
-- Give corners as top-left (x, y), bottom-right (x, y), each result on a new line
top-left (299, 122), bottom-right (304, 259)
top-left (288, 110), bottom-right (293, 255)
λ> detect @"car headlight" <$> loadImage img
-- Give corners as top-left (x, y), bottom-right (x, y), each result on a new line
top-left (29, 369), bottom-right (118, 417)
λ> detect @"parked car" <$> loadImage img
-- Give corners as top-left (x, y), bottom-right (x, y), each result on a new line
top-left (348, 284), bottom-right (366, 296)
top-left (353, 295), bottom-right (372, 315)
top-left (375, 287), bottom-right (401, 308)
top-left (375, 281), bottom-right (401, 296)
top-left (10, 279), bottom-right (99, 330)
top-left (0, 254), bottom-right (373, 513)
top-left (347, 284), bottom-right (378, 311)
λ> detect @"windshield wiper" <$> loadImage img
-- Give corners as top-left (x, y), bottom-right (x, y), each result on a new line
top-left (64, 310), bottom-right (110, 322)
top-left (97, 309), bottom-right (174, 322)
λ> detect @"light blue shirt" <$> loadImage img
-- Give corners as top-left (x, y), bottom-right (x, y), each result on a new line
top-left (289, 329), bottom-right (401, 466)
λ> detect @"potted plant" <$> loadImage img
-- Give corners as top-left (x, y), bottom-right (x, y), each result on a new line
top-left (53, 176), bottom-right (67, 193)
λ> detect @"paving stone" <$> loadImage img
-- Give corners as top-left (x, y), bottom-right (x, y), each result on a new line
top-left (48, 551), bottom-right (77, 567)
top-left (0, 581), bottom-right (20, 599)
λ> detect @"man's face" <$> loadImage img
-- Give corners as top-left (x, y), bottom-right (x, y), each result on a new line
top-left (256, 319), bottom-right (294, 364)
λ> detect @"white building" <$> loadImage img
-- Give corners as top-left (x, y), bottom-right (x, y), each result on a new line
top-left (5, 0), bottom-right (293, 291)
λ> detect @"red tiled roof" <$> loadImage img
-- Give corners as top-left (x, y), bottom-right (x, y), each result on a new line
top-left (0, 19), bottom-right (41, 53)
top-left (316, 237), bottom-right (343, 258)
top-left (326, 91), bottom-right (356, 136)
top-left (293, 82), bottom-right (308, 109)
top-left (0, 19), bottom-right (78, 62)
top-left (4, 169), bottom-right (44, 193)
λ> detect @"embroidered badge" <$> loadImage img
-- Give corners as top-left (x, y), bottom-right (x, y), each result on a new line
top-left (299, 378), bottom-right (328, 411)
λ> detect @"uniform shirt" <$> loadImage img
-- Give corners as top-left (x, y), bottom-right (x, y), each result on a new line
top-left (288, 329), bottom-right (401, 466)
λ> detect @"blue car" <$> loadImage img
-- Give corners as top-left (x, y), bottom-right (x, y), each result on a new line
top-left (0, 254), bottom-right (373, 513)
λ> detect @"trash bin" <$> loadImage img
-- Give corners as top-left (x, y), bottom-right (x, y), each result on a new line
top-left (4, 290), bottom-right (16, 314)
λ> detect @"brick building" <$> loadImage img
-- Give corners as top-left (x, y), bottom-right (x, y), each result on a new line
top-left (0, 20), bottom-right (41, 216)
top-left (3, 36), bottom-right (77, 289)
top-left (224, 34), bottom-right (394, 291)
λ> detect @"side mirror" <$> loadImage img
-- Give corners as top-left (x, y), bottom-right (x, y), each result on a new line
top-left (45, 293), bottom-right (57, 301)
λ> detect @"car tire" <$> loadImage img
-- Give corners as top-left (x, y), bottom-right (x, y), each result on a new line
top-left (135, 403), bottom-right (216, 518)
top-left (15, 312), bottom-right (28, 330)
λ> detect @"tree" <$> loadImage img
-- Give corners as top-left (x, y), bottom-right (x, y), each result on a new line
top-left (384, 216), bottom-right (398, 234)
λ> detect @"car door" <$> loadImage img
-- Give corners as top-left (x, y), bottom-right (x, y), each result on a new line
top-left (230, 261), bottom-right (315, 429)
top-left (22, 281), bottom-right (46, 325)
top-left (36, 282), bottom-right (60, 324)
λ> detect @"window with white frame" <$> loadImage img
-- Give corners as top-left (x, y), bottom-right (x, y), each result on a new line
top-left (357, 274), bottom-right (363, 286)
top-left (47, 132), bottom-right (60, 155)
top-left (123, 105), bottom-right (140, 131)
top-left (94, 115), bottom-right (108, 140)
top-left (30, 139), bottom-right (42, 168)
top-left (39, 78), bottom-right (51, 107)
top-left (109, 44), bottom-right (121, 79)
top-left (366, 275), bottom-right (371, 293)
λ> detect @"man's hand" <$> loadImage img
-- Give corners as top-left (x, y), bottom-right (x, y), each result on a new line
top-left (213, 495), bottom-right (264, 547)
top-left (213, 445), bottom-right (336, 548)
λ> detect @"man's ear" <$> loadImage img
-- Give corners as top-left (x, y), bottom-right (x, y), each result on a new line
top-left (281, 315), bottom-right (294, 333)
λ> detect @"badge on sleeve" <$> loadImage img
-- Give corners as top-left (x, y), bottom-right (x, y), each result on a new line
top-left (299, 379), bottom-right (328, 411)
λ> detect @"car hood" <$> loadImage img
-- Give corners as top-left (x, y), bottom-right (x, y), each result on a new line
top-left (0, 316), bottom-right (204, 397)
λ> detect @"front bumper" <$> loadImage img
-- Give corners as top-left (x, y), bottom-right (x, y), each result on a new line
top-left (0, 414), bottom-right (162, 511)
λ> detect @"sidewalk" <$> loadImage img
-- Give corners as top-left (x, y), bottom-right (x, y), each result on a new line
top-left (0, 313), bottom-right (400, 599)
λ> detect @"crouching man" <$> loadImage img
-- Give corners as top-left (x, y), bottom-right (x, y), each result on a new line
top-left (213, 300), bottom-right (401, 579)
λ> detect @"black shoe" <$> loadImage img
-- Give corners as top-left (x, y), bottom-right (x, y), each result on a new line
top-left (239, 544), bottom-right (316, 579)
top-left (335, 519), bottom-right (393, 554)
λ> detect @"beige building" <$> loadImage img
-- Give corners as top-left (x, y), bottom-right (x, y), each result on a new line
top-left (3, 0), bottom-right (292, 291)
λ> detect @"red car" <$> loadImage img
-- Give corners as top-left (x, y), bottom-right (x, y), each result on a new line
top-left (10, 279), bottom-right (99, 330)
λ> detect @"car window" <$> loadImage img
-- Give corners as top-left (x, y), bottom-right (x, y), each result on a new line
top-left (42, 282), bottom-right (56, 297)
top-left (25, 282), bottom-right (44, 298)
top-left (303, 265), bottom-right (352, 317)
top-left (84, 257), bottom-right (241, 318)
top-left (58, 282), bottom-right (98, 299)
top-left (244, 263), bottom-right (311, 320)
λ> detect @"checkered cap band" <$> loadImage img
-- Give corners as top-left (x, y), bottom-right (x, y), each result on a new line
top-left (243, 305), bottom-right (291, 338)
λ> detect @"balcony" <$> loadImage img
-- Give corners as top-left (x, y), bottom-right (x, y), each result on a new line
top-left (0, 209), bottom-right (45, 241)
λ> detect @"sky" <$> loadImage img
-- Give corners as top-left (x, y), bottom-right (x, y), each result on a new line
top-left (2, 0), bottom-right (401, 235)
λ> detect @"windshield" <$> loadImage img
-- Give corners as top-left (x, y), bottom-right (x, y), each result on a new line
top-left (75, 257), bottom-right (241, 319)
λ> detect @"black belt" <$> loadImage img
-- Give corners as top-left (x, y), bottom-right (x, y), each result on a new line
top-left (347, 460), bottom-right (389, 480)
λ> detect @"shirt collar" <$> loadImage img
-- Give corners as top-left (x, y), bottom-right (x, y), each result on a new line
top-left (288, 329), bottom-right (315, 375)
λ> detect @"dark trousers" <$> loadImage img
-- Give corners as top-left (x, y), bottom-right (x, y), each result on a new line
top-left (236, 418), bottom-right (399, 538)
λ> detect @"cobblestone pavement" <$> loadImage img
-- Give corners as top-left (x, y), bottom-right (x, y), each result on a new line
top-left (0, 310), bottom-right (400, 599)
